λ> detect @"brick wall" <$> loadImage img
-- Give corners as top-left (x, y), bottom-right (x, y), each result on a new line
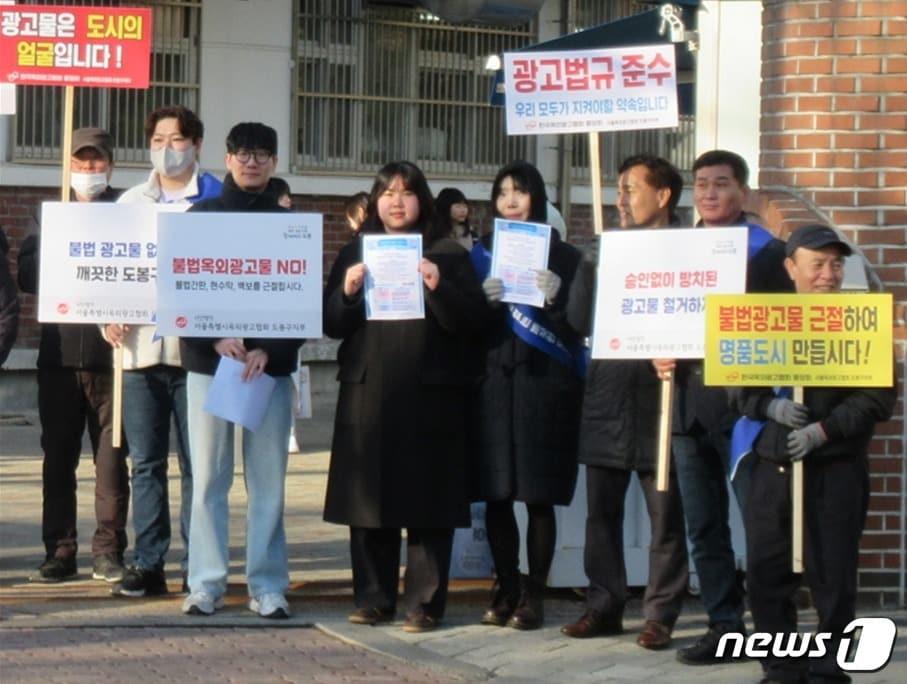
top-left (761, 0), bottom-right (906, 601)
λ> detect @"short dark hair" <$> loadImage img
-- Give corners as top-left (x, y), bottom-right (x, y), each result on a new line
top-left (618, 154), bottom-right (684, 221)
top-left (144, 105), bottom-right (204, 144)
top-left (491, 160), bottom-right (548, 224)
top-left (344, 192), bottom-right (369, 222)
top-left (693, 149), bottom-right (749, 186)
top-left (225, 122), bottom-right (278, 156)
top-left (270, 177), bottom-right (291, 197)
top-left (362, 161), bottom-right (438, 244)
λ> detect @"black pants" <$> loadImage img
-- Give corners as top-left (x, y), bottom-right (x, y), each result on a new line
top-left (746, 456), bottom-right (867, 683)
top-left (584, 466), bottom-right (688, 625)
top-left (485, 499), bottom-right (556, 591)
top-left (349, 526), bottom-right (454, 618)
top-left (38, 368), bottom-right (129, 559)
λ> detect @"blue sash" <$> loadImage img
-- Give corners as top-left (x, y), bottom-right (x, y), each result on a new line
top-left (729, 386), bottom-right (792, 480)
top-left (471, 242), bottom-right (586, 378)
top-left (746, 222), bottom-right (774, 261)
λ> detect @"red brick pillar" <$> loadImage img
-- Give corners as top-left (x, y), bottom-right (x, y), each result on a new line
top-left (761, 0), bottom-right (907, 601)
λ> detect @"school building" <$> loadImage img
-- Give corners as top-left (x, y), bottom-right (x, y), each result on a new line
top-left (0, 0), bottom-right (904, 602)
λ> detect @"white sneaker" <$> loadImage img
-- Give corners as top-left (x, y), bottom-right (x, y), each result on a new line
top-left (182, 591), bottom-right (224, 616)
top-left (288, 428), bottom-right (300, 453)
top-left (250, 592), bottom-right (290, 619)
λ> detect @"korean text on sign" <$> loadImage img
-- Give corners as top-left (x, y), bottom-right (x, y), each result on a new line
top-left (0, 5), bottom-right (152, 88)
top-left (703, 293), bottom-right (894, 388)
top-left (503, 45), bottom-right (678, 136)
top-left (155, 212), bottom-right (324, 339)
top-left (37, 202), bottom-right (159, 324)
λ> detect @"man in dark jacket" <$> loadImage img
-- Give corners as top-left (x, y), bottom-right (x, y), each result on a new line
top-left (735, 224), bottom-right (896, 684)
top-left (18, 128), bottom-right (129, 584)
top-left (179, 122), bottom-right (303, 620)
top-left (0, 227), bottom-right (18, 366)
top-left (652, 150), bottom-right (794, 665)
top-left (562, 155), bottom-right (688, 650)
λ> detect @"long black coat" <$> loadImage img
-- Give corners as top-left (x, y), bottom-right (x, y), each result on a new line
top-left (566, 259), bottom-right (660, 471)
top-left (470, 231), bottom-right (584, 505)
top-left (322, 236), bottom-right (485, 529)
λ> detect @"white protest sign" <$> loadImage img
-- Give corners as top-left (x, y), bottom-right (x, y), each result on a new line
top-left (591, 227), bottom-right (748, 360)
top-left (155, 212), bottom-right (323, 338)
top-left (490, 218), bottom-right (551, 308)
top-left (37, 202), bottom-right (158, 324)
top-left (503, 45), bottom-right (678, 136)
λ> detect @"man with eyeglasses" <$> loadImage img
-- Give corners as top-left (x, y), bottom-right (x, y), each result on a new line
top-left (105, 105), bottom-right (222, 599)
top-left (178, 122), bottom-right (304, 620)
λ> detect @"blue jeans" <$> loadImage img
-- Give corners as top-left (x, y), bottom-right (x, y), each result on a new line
top-left (672, 430), bottom-right (744, 628)
top-left (123, 365), bottom-right (191, 571)
top-left (186, 371), bottom-right (292, 599)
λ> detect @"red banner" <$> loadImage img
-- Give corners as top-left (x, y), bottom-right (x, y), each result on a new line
top-left (0, 5), bottom-right (152, 88)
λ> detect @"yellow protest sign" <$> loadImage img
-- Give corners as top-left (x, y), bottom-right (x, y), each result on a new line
top-left (704, 293), bottom-right (893, 387)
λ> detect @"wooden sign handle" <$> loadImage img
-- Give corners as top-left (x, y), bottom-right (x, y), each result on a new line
top-left (792, 386), bottom-right (804, 573)
top-left (656, 373), bottom-right (674, 492)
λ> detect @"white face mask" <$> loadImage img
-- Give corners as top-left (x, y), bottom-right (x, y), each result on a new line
top-left (70, 171), bottom-right (108, 199)
top-left (150, 145), bottom-right (196, 178)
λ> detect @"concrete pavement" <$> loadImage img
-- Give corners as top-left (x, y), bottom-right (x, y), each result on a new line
top-left (1, 408), bottom-right (905, 683)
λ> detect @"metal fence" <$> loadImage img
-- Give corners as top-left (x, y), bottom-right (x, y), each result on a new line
top-left (294, 0), bottom-right (535, 177)
top-left (11, 0), bottom-right (201, 165)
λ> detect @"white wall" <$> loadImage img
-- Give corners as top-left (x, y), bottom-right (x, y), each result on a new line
top-left (694, 0), bottom-right (763, 184)
top-left (199, 0), bottom-right (294, 174)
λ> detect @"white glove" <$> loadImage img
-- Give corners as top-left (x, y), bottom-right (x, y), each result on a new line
top-left (787, 422), bottom-right (828, 461)
top-left (482, 277), bottom-right (504, 304)
top-left (535, 269), bottom-right (562, 305)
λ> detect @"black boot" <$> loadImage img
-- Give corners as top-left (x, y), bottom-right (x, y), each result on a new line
top-left (507, 575), bottom-right (544, 630)
top-left (480, 575), bottom-right (520, 626)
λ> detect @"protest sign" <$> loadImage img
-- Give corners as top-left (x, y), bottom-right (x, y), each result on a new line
top-left (503, 45), bottom-right (678, 136)
top-left (704, 293), bottom-right (893, 387)
top-left (0, 4), bottom-right (152, 88)
top-left (155, 212), bottom-right (323, 339)
top-left (37, 202), bottom-right (158, 324)
top-left (591, 226), bottom-right (748, 360)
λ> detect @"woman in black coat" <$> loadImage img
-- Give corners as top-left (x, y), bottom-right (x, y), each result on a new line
top-left (323, 161), bottom-right (485, 633)
top-left (470, 160), bottom-right (584, 630)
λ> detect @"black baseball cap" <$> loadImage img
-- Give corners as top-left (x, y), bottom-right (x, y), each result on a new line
top-left (71, 127), bottom-right (114, 161)
top-left (784, 224), bottom-right (852, 258)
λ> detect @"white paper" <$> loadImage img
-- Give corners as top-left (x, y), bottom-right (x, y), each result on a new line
top-left (203, 356), bottom-right (277, 432)
top-left (362, 234), bottom-right (424, 320)
top-left (591, 226), bottom-right (749, 360)
top-left (295, 365), bottom-right (312, 419)
top-left (490, 218), bottom-right (551, 308)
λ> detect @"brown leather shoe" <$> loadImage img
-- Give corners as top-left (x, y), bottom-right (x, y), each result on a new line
top-left (348, 606), bottom-right (395, 625)
top-left (561, 611), bottom-right (623, 638)
top-left (636, 620), bottom-right (672, 650)
top-left (402, 612), bottom-right (440, 633)
top-left (480, 584), bottom-right (519, 626)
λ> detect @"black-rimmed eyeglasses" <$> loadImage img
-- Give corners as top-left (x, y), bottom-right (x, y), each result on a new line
top-left (232, 148), bottom-right (272, 164)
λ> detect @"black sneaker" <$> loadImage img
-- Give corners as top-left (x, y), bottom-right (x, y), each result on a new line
top-left (676, 623), bottom-right (746, 665)
top-left (92, 553), bottom-right (125, 584)
top-left (31, 556), bottom-right (77, 583)
top-left (112, 566), bottom-right (168, 597)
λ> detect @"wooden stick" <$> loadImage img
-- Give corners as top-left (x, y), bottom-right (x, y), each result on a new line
top-left (112, 346), bottom-right (124, 448)
top-left (60, 86), bottom-right (74, 202)
top-left (656, 373), bottom-right (674, 491)
top-left (792, 386), bottom-right (804, 573)
top-left (588, 131), bottom-right (604, 235)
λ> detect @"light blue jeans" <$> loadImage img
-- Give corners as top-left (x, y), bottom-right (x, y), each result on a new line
top-left (186, 371), bottom-right (292, 599)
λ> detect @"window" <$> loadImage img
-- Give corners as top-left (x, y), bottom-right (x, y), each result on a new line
top-left (294, 0), bottom-right (534, 177)
top-left (12, 0), bottom-right (202, 165)
top-left (570, 0), bottom-right (697, 181)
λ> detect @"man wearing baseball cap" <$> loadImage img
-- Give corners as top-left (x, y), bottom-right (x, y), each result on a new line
top-left (734, 224), bottom-right (896, 684)
top-left (18, 127), bottom-right (130, 584)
